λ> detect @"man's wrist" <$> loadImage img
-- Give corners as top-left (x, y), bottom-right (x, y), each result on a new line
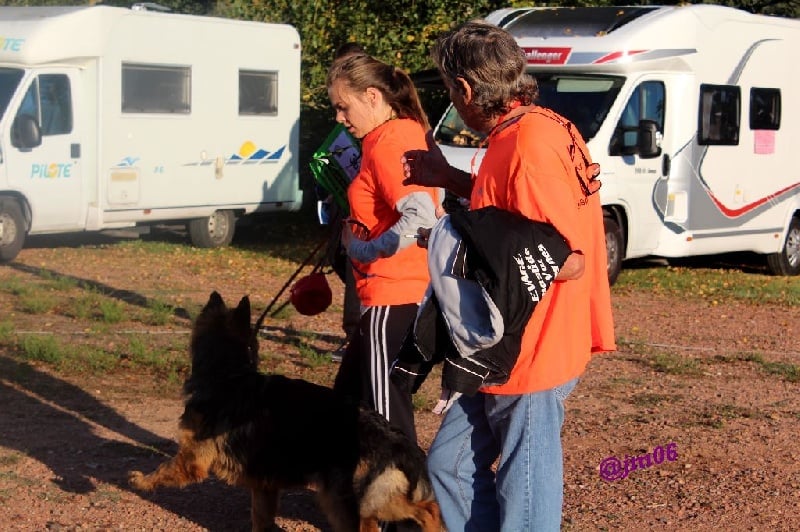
top-left (446, 166), bottom-right (472, 198)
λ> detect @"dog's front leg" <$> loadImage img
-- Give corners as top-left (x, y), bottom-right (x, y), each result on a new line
top-left (250, 486), bottom-right (280, 532)
top-left (129, 434), bottom-right (214, 490)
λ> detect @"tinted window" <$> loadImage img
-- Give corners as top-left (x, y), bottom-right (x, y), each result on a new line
top-left (0, 68), bottom-right (24, 120)
top-left (122, 63), bottom-right (191, 114)
top-left (698, 84), bottom-right (740, 145)
top-left (609, 81), bottom-right (665, 156)
top-left (39, 75), bottom-right (72, 135)
top-left (239, 70), bottom-right (278, 116)
top-left (433, 73), bottom-right (623, 148)
top-left (12, 73), bottom-right (72, 146)
top-left (749, 87), bottom-right (780, 130)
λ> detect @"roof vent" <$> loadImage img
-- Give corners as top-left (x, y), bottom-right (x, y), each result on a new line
top-left (131, 3), bottom-right (171, 12)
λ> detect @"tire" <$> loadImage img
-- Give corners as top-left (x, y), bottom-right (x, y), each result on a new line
top-left (0, 199), bottom-right (26, 263)
top-left (604, 216), bottom-right (624, 286)
top-left (187, 210), bottom-right (236, 248)
top-left (766, 216), bottom-right (800, 276)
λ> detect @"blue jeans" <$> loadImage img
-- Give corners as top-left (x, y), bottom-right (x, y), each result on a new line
top-left (427, 378), bottom-right (578, 531)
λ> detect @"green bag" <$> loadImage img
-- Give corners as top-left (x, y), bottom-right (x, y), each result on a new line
top-left (308, 124), bottom-right (361, 215)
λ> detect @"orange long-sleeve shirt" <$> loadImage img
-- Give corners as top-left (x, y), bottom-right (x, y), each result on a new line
top-left (474, 108), bottom-right (616, 395)
top-left (347, 118), bottom-right (436, 306)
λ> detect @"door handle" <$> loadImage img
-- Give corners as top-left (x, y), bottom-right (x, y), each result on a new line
top-left (71, 143), bottom-right (80, 158)
top-left (662, 153), bottom-right (671, 177)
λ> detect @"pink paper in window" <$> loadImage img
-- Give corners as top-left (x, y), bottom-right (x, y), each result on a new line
top-left (754, 130), bottom-right (775, 155)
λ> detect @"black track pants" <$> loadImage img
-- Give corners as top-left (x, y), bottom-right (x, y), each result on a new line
top-left (333, 303), bottom-right (418, 443)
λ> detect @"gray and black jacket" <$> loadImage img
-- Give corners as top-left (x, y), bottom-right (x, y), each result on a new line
top-left (392, 206), bottom-right (571, 396)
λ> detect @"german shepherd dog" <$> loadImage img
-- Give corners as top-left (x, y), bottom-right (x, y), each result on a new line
top-left (128, 291), bottom-right (441, 532)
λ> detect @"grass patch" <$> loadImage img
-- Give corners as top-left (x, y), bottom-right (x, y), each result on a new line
top-left (17, 292), bottom-right (58, 314)
top-left (650, 352), bottom-right (702, 375)
top-left (697, 403), bottom-right (758, 429)
top-left (0, 321), bottom-right (14, 342)
top-left (76, 347), bottom-right (120, 372)
top-left (270, 303), bottom-right (294, 320)
top-left (715, 403), bottom-right (757, 420)
top-left (117, 239), bottom-right (191, 255)
top-left (16, 334), bottom-right (120, 373)
top-left (713, 352), bottom-right (800, 383)
top-left (412, 393), bottom-right (434, 412)
top-left (1, 471), bottom-right (35, 487)
top-left (294, 338), bottom-right (329, 367)
top-left (609, 376), bottom-right (644, 388)
top-left (759, 361), bottom-right (800, 382)
top-left (141, 299), bottom-right (174, 326)
top-left (620, 345), bottom-right (704, 377)
top-left (97, 299), bottom-right (126, 323)
top-left (616, 267), bottom-right (800, 306)
top-left (630, 393), bottom-right (671, 407)
top-left (18, 335), bottom-right (63, 364)
top-left (0, 453), bottom-right (22, 467)
top-left (122, 337), bottom-right (189, 380)
top-left (91, 489), bottom-right (122, 504)
top-left (0, 275), bottom-right (31, 296)
top-left (126, 337), bottom-right (179, 370)
top-left (69, 293), bottom-right (100, 320)
top-left (743, 353), bottom-right (800, 382)
top-left (39, 270), bottom-right (78, 291)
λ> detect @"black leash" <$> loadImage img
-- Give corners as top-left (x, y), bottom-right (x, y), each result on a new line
top-left (252, 236), bottom-right (329, 338)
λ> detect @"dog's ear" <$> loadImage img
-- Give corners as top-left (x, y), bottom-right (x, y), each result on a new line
top-left (205, 291), bottom-right (225, 311)
top-left (233, 296), bottom-right (251, 329)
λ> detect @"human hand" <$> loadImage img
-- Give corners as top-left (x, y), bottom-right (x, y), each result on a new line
top-left (341, 219), bottom-right (370, 252)
top-left (402, 129), bottom-right (451, 189)
top-left (407, 227), bottom-right (431, 249)
top-left (556, 252), bottom-right (585, 280)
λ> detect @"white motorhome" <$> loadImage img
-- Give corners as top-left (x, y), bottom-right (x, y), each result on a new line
top-left (0, 5), bottom-right (302, 262)
top-left (432, 4), bottom-right (800, 283)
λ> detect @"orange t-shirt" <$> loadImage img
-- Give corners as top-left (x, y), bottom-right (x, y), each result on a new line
top-left (474, 108), bottom-right (616, 395)
top-left (347, 118), bottom-right (436, 306)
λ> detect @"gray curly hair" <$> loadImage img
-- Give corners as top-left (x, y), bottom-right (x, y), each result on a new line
top-left (432, 20), bottom-right (538, 119)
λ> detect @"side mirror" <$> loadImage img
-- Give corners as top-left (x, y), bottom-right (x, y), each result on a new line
top-left (637, 119), bottom-right (661, 159)
top-left (609, 125), bottom-right (639, 157)
top-left (12, 113), bottom-right (42, 150)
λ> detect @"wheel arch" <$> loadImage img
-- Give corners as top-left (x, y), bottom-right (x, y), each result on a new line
top-left (602, 203), bottom-right (628, 260)
top-left (0, 192), bottom-right (32, 232)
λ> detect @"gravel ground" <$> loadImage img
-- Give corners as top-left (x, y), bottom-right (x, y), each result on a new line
top-left (0, 232), bottom-right (798, 531)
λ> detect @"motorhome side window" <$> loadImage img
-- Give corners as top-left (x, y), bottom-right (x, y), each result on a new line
top-left (698, 84), bottom-right (740, 145)
top-left (122, 63), bottom-right (191, 114)
top-left (12, 74), bottom-right (73, 144)
top-left (609, 81), bottom-right (664, 156)
top-left (0, 69), bottom-right (25, 116)
top-left (239, 70), bottom-right (278, 116)
top-left (750, 88), bottom-right (780, 130)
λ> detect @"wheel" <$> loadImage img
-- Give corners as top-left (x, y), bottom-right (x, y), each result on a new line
top-left (766, 216), bottom-right (800, 276)
top-left (604, 216), bottom-right (624, 286)
top-left (0, 199), bottom-right (26, 263)
top-left (187, 210), bottom-right (236, 248)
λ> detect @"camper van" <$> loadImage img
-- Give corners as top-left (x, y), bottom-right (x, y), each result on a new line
top-left (432, 4), bottom-right (800, 283)
top-left (0, 5), bottom-right (302, 262)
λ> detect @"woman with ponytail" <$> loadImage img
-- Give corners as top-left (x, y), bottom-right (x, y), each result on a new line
top-left (327, 54), bottom-right (438, 446)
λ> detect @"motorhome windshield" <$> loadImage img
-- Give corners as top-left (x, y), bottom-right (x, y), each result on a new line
top-left (0, 68), bottom-right (24, 121)
top-left (434, 73), bottom-right (624, 148)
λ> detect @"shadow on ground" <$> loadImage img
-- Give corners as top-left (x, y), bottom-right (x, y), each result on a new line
top-left (0, 354), bottom-right (329, 530)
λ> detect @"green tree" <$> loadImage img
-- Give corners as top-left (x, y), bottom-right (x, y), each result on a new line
top-left (210, 0), bottom-right (795, 197)
top-left (7, 0), bottom-right (796, 198)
